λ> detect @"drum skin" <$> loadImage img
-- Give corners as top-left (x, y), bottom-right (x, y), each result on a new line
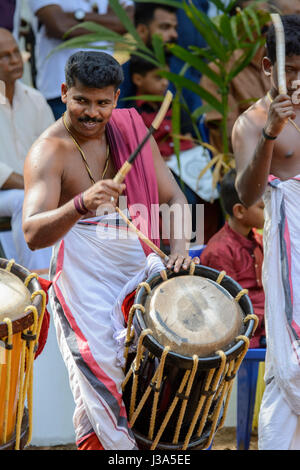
top-left (144, 275), bottom-right (243, 357)
top-left (0, 269), bottom-right (31, 322)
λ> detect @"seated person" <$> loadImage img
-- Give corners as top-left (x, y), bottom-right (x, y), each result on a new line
top-left (200, 169), bottom-right (265, 348)
top-left (0, 27), bottom-right (54, 272)
top-left (130, 53), bottom-right (223, 244)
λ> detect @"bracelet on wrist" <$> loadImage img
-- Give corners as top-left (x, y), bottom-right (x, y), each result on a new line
top-left (262, 127), bottom-right (277, 140)
top-left (74, 192), bottom-right (89, 215)
top-left (80, 192), bottom-right (89, 213)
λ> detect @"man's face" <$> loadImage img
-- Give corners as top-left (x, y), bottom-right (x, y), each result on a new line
top-left (139, 8), bottom-right (178, 46)
top-left (266, 55), bottom-right (300, 101)
top-left (61, 79), bottom-right (119, 137)
top-left (0, 32), bottom-right (23, 84)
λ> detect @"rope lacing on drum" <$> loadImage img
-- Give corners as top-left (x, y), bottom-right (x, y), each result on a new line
top-left (2, 317), bottom-right (13, 445)
top-left (123, 303), bottom-right (146, 369)
top-left (216, 270), bottom-right (226, 284)
top-left (4, 259), bottom-right (15, 272)
top-left (122, 274), bottom-right (259, 451)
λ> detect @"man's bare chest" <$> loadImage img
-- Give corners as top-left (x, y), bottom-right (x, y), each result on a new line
top-left (59, 142), bottom-right (115, 204)
top-left (271, 124), bottom-right (300, 179)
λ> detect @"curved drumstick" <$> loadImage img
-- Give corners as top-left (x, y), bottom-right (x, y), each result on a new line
top-left (271, 13), bottom-right (287, 94)
top-left (113, 90), bottom-right (173, 184)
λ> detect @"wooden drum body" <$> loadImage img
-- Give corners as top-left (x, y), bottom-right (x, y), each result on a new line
top-left (122, 265), bottom-right (258, 450)
top-left (0, 259), bottom-right (46, 450)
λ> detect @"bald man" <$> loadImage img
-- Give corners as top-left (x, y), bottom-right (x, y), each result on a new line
top-left (0, 28), bottom-right (54, 271)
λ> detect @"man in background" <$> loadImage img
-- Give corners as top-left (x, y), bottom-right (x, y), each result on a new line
top-left (0, 27), bottom-right (53, 271)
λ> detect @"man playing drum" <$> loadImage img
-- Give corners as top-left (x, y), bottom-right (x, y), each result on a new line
top-left (232, 14), bottom-right (300, 450)
top-left (22, 51), bottom-right (194, 450)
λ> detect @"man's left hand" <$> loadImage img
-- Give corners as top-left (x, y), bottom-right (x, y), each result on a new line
top-left (166, 253), bottom-right (200, 273)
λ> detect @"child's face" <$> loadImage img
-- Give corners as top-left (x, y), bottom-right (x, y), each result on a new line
top-left (135, 69), bottom-right (169, 96)
top-left (242, 199), bottom-right (265, 230)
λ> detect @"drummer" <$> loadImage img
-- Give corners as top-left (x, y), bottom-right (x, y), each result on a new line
top-left (22, 51), bottom-right (195, 450)
top-left (232, 14), bottom-right (300, 450)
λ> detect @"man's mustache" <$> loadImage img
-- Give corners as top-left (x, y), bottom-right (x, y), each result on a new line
top-left (78, 116), bottom-right (103, 123)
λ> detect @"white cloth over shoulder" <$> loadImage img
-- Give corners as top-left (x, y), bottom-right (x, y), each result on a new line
top-left (262, 176), bottom-right (300, 414)
top-left (49, 212), bottom-right (165, 449)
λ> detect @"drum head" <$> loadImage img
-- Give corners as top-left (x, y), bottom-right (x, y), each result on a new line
top-left (144, 275), bottom-right (243, 357)
top-left (0, 268), bottom-right (31, 322)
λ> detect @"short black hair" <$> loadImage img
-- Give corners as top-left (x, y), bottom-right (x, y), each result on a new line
top-left (220, 169), bottom-right (242, 216)
top-left (266, 14), bottom-right (300, 64)
top-left (65, 51), bottom-right (124, 90)
top-left (134, 2), bottom-right (177, 26)
top-left (129, 53), bottom-right (158, 77)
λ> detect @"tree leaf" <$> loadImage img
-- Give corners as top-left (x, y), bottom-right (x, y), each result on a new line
top-left (181, 2), bottom-right (226, 60)
top-left (151, 34), bottom-right (166, 65)
top-left (227, 40), bottom-right (263, 81)
top-left (239, 8), bottom-right (254, 41)
top-left (167, 44), bottom-right (224, 87)
top-left (245, 6), bottom-right (262, 36)
top-left (134, 0), bottom-right (182, 8)
top-left (160, 70), bottom-right (224, 114)
top-left (219, 14), bottom-right (235, 49)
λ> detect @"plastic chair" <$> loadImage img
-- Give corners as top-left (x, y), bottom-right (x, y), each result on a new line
top-left (236, 348), bottom-right (266, 450)
top-left (189, 244), bottom-right (206, 259)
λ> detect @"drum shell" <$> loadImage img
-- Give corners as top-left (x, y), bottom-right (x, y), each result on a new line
top-left (123, 265), bottom-right (255, 450)
top-left (0, 259), bottom-right (44, 449)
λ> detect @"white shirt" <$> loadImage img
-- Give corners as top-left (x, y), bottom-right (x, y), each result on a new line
top-left (0, 80), bottom-right (54, 187)
top-left (29, 0), bottom-right (132, 100)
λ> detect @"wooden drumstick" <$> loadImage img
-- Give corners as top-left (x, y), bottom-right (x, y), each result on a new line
top-left (271, 13), bottom-right (287, 94)
top-left (115, 206), bottom-right (169, 262)
top-left (113, 90), bottom-right (173, 184)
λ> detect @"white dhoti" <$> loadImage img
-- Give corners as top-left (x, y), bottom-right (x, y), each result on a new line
top-left (0, 189), bottom-right (52, 270)
top-left (49, 212), bottom-right (164, 449)
top-left (259, 176), bottom-right (300, 449)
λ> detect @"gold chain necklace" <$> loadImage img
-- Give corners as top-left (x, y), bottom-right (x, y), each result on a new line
top-left (267, 91), bottom-right (300, 135)
top-left (62, 112), bottom-right (109, 184)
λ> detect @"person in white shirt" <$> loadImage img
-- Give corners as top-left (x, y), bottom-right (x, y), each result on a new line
top-left (0, 27), bottom-right (54, 271)
top-left (28, 0), bottom-right (133, 120)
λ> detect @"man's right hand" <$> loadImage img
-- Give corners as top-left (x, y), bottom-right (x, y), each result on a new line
top-left (264, 94), bottom-right (296, 138)
top-left (81, 179), bottom-right (126, 212)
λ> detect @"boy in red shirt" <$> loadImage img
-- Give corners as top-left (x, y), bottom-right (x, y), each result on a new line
top-left (201, 169), bottom-right (265, 348)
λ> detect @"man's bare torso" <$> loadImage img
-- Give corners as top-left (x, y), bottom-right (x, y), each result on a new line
top-left (236, 95), bottom-right (300, 180)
